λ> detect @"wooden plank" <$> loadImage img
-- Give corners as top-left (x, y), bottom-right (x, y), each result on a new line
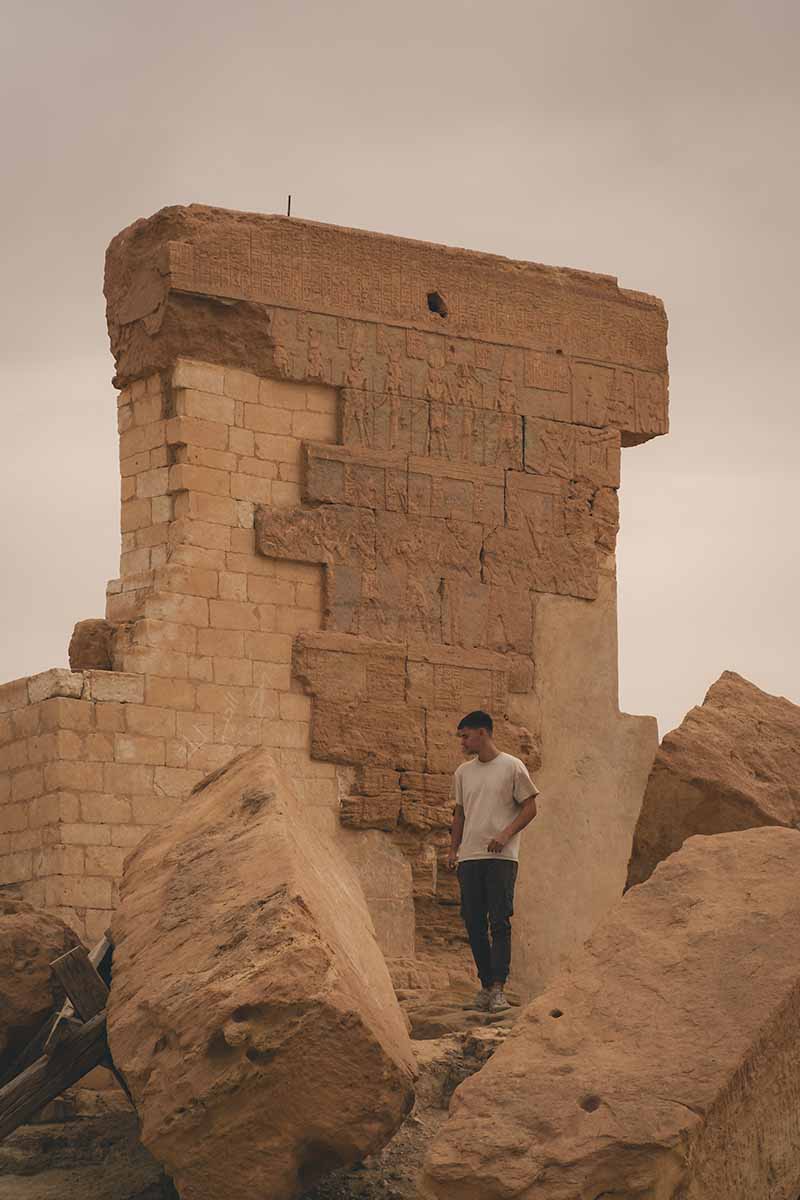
top-left (43, 933), bottom-right (112, 1057)
top-left (50, 946), bottom-right (108, 1022)
top-left (0, 933), bottom-right (112, 1089)
top-left (0, 1012), bottom-right (107, 1141)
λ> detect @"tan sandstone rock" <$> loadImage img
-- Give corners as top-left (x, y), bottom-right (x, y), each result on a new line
top-left (67, 619), bottom-right (116, 671)
top-left (108, 748), bottom-right (416, 1200)
top-left (422, 826), bottom-right (800, 1200)
top-left (0, 892), bottom-right (82, 1078)
top-left (627, 670), bottom-right (800, 887)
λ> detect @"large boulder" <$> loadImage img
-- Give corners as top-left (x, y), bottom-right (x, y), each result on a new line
top-left (627, 670), bottom-right (800, 887)
top-left (108, 748), bottom-right (416, 1200)
top-left (0, 893), bottom-right (82, 1079)
top-left (421, 827), bottom-right (800, 1200)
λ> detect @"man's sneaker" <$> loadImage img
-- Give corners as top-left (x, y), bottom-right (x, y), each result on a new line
top-left (489, 986), bottom-right (511, 1013)
top-left (468, 987), bottom-right (492, 1012)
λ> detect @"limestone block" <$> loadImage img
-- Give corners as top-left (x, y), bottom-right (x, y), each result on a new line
top-left (627, 671), bottom-right (800, 888)
top-left (83, 671), bottom-right (145, 705)
top-left (27, 669), bottom-right (85, 705)
top-left (105, 207), bottom-right (667, 442)
top-left (255, 504), bottom-right (376, 569)
top-left (524, 417), bottom-right (620, 488)
top-left (108, 748), bottom-right (416, 1200)
top-left (68, 619), bottom-right (116, 671)
top-left (312, 700), bottom-right (426, 773)
top-left (0, 892), bottom-right (82, 1078)
top-left (422, 828), bottom-right (800, 1200)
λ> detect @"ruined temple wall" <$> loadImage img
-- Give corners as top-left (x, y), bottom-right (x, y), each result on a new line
top-left (0, 207), bottom-right (669, 996)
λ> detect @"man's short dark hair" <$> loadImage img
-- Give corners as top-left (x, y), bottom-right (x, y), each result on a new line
top-left (457, 710), bottom-right (493, 733)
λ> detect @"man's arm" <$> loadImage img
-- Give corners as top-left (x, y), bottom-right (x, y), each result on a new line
top-left (487, 793), bottom-right (538, 854)
top-left (447, 804), bottom-right (465, 870)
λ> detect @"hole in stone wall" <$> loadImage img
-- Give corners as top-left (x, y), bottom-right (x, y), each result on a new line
top-left (579, 1094), bottom-right (602, 1112)
top-left (549, 1009), bottom-right (563, 1018)
top-left (427, 291), bottom-right (448, 318)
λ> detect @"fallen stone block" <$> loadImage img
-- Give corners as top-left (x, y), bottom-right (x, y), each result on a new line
top-left (108, 748), bottom-right (416, 1200)
top-left (0, 893), bottom-right (82, 1080)
top-left (422, 826), bottom-right (800, 1200)
top-left (627, 670), bottom-right (800, 887)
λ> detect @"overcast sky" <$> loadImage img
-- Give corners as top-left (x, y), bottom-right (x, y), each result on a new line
top-left (1, 0), bottom-right (797, 737)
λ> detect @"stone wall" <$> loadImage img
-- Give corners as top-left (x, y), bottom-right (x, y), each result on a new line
top-left (0, 206), bottom-right (668, 996)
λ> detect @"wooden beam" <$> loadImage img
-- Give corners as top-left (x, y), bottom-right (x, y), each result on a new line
top-left (50, 946), bottom-right (108, 1022)
top-left (0, 933), bottom-right (112, 1089)
top-left (0, 1012), bottom-right (107, 1141)
top-left (43, 933), bottom-right (112, 1057)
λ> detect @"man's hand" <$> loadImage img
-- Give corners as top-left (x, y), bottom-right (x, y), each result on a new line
top-left (446, 850), bottom-right (458, 871)
top-left (487, 831), bottom-right (510, 854)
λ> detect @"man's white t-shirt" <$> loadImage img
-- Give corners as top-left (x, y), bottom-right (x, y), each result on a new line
top-left (454, 752), bottom-right (539, 863)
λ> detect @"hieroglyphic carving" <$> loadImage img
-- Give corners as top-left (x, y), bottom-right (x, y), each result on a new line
top-left (255, 504), bottom-right (376, 569)
top-left (525, 418), bottom-right (621, 488)
top-left (342, 389), bottom-right (372, 447)
top-left (306, 328), bottom-right (325, 381)
top-left (572, 360), bottom-right (668, 438)
top-left (165, 219), bottom-right (666, 376)
top-left (524, 350), bottom-right (570, 392)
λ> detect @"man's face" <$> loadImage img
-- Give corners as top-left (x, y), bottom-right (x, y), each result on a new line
top-left (458, 725), bottom-right (483, 757)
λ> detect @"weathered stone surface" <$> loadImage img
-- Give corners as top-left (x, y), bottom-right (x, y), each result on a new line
top-left (627, 671), bottom-right (800, 887)
top-left (0, 892), bottom-right (82, 1078)
top-left (108, 748), bottom-right (416, 1200)
top-left (422, 827), bottom-right (800, 1200)
top-left (68, 619), bottom-right (116, 671)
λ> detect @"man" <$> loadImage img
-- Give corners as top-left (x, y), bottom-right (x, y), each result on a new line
top-left (448, 710), bottom-right (539, 1013)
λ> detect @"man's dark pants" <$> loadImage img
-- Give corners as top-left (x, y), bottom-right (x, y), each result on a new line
top-left (457, 858), bottom-right (518, 989)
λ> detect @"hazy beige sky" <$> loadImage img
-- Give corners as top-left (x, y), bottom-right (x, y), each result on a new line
top-left (1, 0), bottom-right (797, 736)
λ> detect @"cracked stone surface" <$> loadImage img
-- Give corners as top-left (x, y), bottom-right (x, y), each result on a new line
top-left (421, 826), bottom-right (800, 1200)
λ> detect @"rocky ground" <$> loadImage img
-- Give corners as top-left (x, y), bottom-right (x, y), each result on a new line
top-left (0, 994), bottom-right (518, 1200)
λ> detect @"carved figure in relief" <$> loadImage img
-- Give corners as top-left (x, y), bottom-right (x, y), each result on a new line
top-left (306, 329), bottom-right (325, 381)
top-left (385, 345), bottom-right (404, 449)
top-left (539, 422), bottom-right (574, 478)
top-left (345, 345), bottom-right (367, 390)
top-left (388, 397), bottom-right (401, 450)
top-left (385, 345), bottom-right (403, 396)
top-left (460, 406), bottom-right (477, 461)
top-left (447, 710), bottom-right (539, 1013)
top-left (274, 342), bottom-right (293, 378)
top-left (407, 575), bottom-right (432, 639)
top-left (573, 363), bottom-right (613, 426)
top-left (442, 578), bottom-right (463, 645)
top-left (609, 369), bottom-right (635, 428)
top-left (637, 374), bottom-right (665, 431)
top-left (497, 413), bottom-right (519, 463)
top-left (386, 470), bottom-right (408, 513)
top-left (344, 391), bottom-right (371, 448)
top-left (425, 351), bottom-right (452, 405)
top-left (456, 362), bottom-right (479, 461)
top-left (360, 570), bottom-right (388, 637)
top-left (430, 401), bottom-right (450, 458)
top-left (331, 511), bottom-right (374, 565)
top-left (344, 466), bottom-right (380, 509)
top-left (498, 377), bottom-right (517, 412)
top-left (498, 353), bottom-right (517, 413)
